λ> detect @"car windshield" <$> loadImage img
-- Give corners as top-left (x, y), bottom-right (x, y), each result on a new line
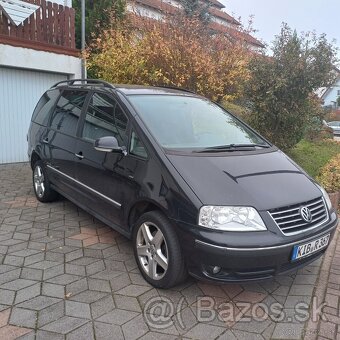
top-left (128, 95), bottom-right (268, 151)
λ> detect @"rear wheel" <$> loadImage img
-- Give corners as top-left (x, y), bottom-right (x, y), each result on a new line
top-left (133, 211), bottom-right (187, 288)
top-left (33, 160), bottom-right (58, 202)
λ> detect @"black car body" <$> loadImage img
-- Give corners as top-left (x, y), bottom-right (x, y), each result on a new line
top-left (28, 79), bottom-right (338, 288)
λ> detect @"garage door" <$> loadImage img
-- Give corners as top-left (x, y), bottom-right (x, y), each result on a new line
top-left (0, 67), bottom-right (67, 164)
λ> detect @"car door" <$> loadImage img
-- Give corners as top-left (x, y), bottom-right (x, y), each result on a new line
top-left (45, 89), bottom-right (89, 196)
top-left (74, 91), bottom-right (130, 228)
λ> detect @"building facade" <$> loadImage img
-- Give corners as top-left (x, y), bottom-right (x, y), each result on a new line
top-left (127, 0), bottom-right (265, 50)
top-left (0, 0), bottom-right (81, 164)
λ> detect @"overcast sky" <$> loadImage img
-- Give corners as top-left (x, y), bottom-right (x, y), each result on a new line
top-left (221, 0), bottom-right (339, 54)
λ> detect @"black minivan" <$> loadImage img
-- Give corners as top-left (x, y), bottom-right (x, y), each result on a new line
top-left (28, 79), bottom-right (338, 288)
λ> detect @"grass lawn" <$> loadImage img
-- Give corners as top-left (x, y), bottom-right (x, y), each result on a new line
top-left (287, 139), bottom-right (340, 178)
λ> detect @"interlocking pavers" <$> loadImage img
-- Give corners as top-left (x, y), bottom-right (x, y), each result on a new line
top-left (41, 315), bottom-right (88, 334)
top-left (9, 307), bottom-right (37, 328)
top-left (37, 301), bottom-right (65, 328)
top-left (94, 321), bottom-right (124, 340)
top-left (90, 295), bottom-right (115, 319)
top-left (14, 283), bottom-right (42, 304)
top-left (97, 308), bottom-right (139, 325)
top-left (0, 163), bottom-right (338, 339)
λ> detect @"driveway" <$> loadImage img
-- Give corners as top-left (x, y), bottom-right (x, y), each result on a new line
top-left (0, 163), bottom-right (338, 340)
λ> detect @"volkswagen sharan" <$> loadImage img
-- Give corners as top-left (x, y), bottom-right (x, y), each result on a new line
top-left (27, 79), bottom-right (338, 288)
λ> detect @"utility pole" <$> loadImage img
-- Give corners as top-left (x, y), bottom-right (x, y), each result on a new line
top-left (81, 0), bottom-right (86, 79)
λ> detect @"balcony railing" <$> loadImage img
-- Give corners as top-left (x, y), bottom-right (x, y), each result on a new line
top-left (0, 0), bottom-right (78, 56)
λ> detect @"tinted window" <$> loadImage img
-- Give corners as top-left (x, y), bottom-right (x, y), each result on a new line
top-left (32, 89), bottom-right (60, 126)
top-left (129, 95), bottom-right (267, 150)
top-left (50, 90), bottom-right (87, 135)
top-left (82, 93), bottom-right (128, 145)
top-left (130, 131), bottom-right (147, 159)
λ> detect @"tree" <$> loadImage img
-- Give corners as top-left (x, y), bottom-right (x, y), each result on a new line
top-left (246, 24), bottom-right (338, 150)
top-left (180, 0), bottom-right (211, 23)
top-left (87, 15), bottom-right (251, 102)
top-left (74, 0), bottom-right (126, 49)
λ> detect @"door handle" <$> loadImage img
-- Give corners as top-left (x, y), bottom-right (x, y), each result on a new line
top-left (75, 152), bottom-right (84, 160)
top-left (42, 138), bottom-right (49, 144)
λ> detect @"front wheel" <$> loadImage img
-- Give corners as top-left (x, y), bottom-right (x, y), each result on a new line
top-left (132, 211), bottom-right (187, 288)
top-left (33, 161), bottom-right (58, 202)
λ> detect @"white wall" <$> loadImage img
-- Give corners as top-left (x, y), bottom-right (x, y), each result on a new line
top-left (127, 3), bottom-right (164, 20)
top-left (323, 78), bottom-right (340, 108)
top-left (210, 16), bottom-right (233, 28)
top-left (0, 44), bottom-right (81, 163)
top-left (0, 44), bottom-right (81, 78)
top-left (0, 67), bottom-right (67, 163)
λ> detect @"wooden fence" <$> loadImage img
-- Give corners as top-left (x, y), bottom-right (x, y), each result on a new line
top-left (0, 0), bottom-right (78, 56)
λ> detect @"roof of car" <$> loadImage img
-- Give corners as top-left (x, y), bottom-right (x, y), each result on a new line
top-left (114, 84), bottom-right (197, 96)
top-left (51, 79), bottom-right (198, 97)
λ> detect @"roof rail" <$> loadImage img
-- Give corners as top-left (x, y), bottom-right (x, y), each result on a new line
top-left (51, 79), bottom-right (115, 90)
top-left (156, 85), bottom-right (196, 94)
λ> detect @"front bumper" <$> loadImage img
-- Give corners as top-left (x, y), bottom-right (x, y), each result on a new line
top-left (173, 211), bottom-right (338, 283)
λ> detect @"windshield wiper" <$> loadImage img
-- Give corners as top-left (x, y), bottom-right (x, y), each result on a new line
top-left (195, 143), bottom-right (270, 153)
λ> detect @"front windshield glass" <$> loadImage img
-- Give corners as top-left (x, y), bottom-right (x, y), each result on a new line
top-left (129, 95), bottom-right (268, 151)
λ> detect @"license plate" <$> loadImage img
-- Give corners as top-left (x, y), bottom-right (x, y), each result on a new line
top-left (291, 234), bottom-right (330, 261)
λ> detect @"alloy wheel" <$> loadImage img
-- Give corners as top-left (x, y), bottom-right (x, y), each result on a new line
top-left (136, 222), bottom-right (168, 280)
top-left (34, 165), bottom-right (45, 198)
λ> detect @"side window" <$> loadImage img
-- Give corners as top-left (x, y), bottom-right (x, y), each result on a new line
top-left (32, 89), bottom-right (60, 126)
top-left (82, 92), bottom-right (128, 145)
top-left (130, 131), bottom-right (148, 159)
top-left (50, 90), bottom-right (88, 135)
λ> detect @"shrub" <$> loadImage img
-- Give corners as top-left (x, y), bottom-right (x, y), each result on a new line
top-left (86, 14), bottom-right (252, 102)
top-left (316, 153), bottom-right (340, 193)
top-left (246, 24), bottom-right (337, 150)
top-left (222, 101), bottom-right (251, 123)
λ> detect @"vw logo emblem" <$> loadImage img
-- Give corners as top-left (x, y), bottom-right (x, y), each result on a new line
top-left (300, 206), bottom-right (312, 223)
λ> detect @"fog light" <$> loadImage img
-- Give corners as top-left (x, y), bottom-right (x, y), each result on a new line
top-left (212, 266), bottom-right (221, 274)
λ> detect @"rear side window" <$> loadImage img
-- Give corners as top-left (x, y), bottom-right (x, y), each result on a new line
top-left (32, 89), bottom-right (60, 126)
top-left (82, 92), bottom-right (128, 145)
top-left (50, 90), bottom-right (88, 136)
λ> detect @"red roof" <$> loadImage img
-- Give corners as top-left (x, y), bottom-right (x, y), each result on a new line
top-left (208, 7), bottom-right (240, 25)
top-left (208, 21), bottom-right (265, 48)
top-left (208, 0), bottom-right (225, 9)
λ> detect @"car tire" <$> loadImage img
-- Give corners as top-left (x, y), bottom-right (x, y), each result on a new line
top-left (32, 160), bottom-right (58, 202)
top-left (132, 210), bottom-right (187, 288)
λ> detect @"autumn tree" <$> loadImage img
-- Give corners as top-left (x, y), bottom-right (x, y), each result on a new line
top-left (246, 24), bottom-right (337, 150)
top-left (87, 14), bottom-right (251, 102)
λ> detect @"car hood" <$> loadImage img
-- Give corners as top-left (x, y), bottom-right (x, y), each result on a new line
top-left (166, 150), bottom-right (321, 211)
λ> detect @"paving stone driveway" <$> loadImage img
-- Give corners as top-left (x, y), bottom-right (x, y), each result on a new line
top-left (0, 163), bottom-right (337, 340)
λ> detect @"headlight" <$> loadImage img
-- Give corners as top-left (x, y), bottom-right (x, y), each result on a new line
top-left (317, 184), bottom-right (332, 210)
top-left (198, 206), bottom-right (267, 231)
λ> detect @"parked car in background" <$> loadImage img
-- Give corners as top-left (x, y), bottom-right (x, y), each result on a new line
top-left (327, 121), bottom-right (340, 135)
top-left (28, 79), bottom-right (338, 288)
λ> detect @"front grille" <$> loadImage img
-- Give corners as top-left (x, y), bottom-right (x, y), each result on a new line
top-left (269, 197), bottom-right (328, 236)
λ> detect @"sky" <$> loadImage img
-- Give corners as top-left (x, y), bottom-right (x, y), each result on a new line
top-left (221, 0), bottom-right (339, 54)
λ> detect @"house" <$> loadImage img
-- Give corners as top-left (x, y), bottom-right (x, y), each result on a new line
top-left (318, 68), bottom-right (340, 109)
top-left (0, 0), bottom-right (81, 164)
top-left (126, 0), bottom-right (265, 51)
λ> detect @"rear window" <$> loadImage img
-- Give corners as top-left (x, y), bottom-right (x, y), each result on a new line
top-left (50, 90), bottom-right (88, 136)
top-left (31, 89), bottom-right (60, 126)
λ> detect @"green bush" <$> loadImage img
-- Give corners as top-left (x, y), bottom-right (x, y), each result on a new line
top-left (222, 102), bottom-right (251, 123)
top-left (287, 139), bottom-right (340, 178)
top-left (246, 25), bottom-right (337, 151)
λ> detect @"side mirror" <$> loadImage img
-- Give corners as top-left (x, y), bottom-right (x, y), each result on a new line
top-left (94, 136), bottom-right (127, 155)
